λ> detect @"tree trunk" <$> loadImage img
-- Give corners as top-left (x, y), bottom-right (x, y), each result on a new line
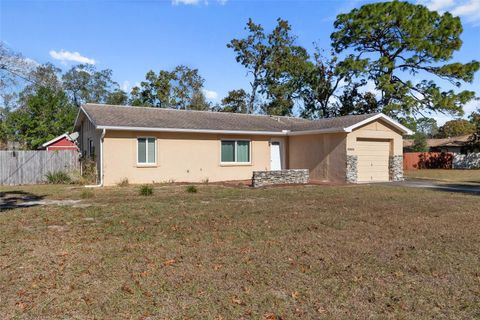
top-left (248, 79), bottom-right (258, 114)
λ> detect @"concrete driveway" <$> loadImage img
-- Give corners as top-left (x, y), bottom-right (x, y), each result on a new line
top-left (384, 179), bottom-right (480, 195)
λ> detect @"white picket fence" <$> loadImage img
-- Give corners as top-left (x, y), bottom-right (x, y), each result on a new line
top-left (0, 150), bottom-right (80, 185)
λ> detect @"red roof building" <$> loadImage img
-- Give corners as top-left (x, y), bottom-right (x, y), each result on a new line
top-left (41, 133), bottom-right (78, 151)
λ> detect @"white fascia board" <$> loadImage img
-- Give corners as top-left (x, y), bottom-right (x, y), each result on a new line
top-left (96, 126), bottom-right (346, 136)
top-left (96, 125), bottom-right (289, 136)
top-left (41, 133), bottom-right (70, 148)
top-left (344, 113), bottom-right (414, 135)
top-left (73, 108), bottom-right (83, 129)
top-left (74, 106), bottom-right (97, 129)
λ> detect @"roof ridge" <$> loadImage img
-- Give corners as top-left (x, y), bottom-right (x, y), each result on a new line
top-left (83, 103), bottom-right (312, 121)
top-left (311, 112), bottom-right (381, 121)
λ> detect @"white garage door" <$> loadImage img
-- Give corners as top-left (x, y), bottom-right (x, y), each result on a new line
top-left (357, 139), bottom-right (390, 182)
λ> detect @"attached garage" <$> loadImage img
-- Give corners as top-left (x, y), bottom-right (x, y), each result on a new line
top-left (346, 116), bottom-right (409, 183)
top-left (288, 114), bottom-right (412, 184)
top-left (356, 139), bottom-right (391, 182)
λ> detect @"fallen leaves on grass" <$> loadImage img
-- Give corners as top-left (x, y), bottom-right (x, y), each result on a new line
top-left (231, 296), bottom-right (245, 306)
top-left (265, 313), bottom-right (283, 320)
top-left (291, 291), bottom-right (300, 300)
top-left (121, 284), bottom-right (134, 294)
top-left (163, 259), bottom-right (176, 266)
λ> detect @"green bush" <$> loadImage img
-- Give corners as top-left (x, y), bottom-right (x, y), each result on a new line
top-left (80, 159), bottom-right (98, 185)
top-left (80, 189), bottom-right (94, 199)
top-left (411, 132), bottom-right (428, 152)
top-left (139, 185), bottom-right (153, 196)
top-left (46, 171), bottom-right (72, 184)
top-left (186, 185), bottom-right (197, 193)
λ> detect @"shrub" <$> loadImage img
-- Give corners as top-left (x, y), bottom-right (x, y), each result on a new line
top-left (139, 185), bottom-right (153, 196)
top-left (118, 178), bottom-right (129, 187)
top-left (186, 185), bottom-right (197, 193)
top-left (80, 159), bottom-right (97, 185)
top-left (411, 133), bottom-right (428, 152)
top-left (68, 170), bottom-right (83, 185)
top-left (46, 171), bottom-right (72, 184)
top-left (80, 189), bottom-right (94, 199)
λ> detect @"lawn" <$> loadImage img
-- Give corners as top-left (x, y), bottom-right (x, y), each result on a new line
top-left (1, 183), bottom-right (479, 319)
top-left (405, 169), bottom-right (480, 184)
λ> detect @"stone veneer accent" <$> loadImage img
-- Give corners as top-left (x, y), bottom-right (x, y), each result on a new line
top-left (252, 169), bottom-right (309, 187)
top-left (389, 155), bottom-right (404, 181)
top-left (453, 152), bottom-right (480, 169)
top-left (346, 155), bottom-right (358, 183)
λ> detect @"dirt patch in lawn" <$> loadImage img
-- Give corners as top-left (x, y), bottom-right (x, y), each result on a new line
top-left (1, 190), bottom-right (90, 210)
top-left (0, 184), bottom-right (479, 319)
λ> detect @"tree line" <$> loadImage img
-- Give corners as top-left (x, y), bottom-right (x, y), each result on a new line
top-left (0, 1), bottom-right (479, 150)
top-left (410, 114), bottom-right (480, 152)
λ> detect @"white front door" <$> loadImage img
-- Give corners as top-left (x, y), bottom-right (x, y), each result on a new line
top-left (270, 141), bottom-right (282, 170)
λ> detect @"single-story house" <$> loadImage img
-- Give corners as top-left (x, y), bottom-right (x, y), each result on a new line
top-left (403, 135), bottom-right (470, 154)
top-left (40, 133), bottom-right (79, 151)
top-left (74, 104), bottom-right (413, 186)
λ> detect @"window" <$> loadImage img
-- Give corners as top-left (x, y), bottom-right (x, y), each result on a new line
top-left (88, 139), bottom-right (95, 158)
top-left (221, 140), bottom-right (250, 163)
top-left (137, 138), bottom-right (156, 164)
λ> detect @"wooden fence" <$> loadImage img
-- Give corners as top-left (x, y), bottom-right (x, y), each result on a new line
top-left (0, 150), bottom-right (79, 185)
top-left (403, 152), bottom-right (454, 170)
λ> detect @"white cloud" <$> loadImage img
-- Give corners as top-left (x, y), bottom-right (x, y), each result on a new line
top-left (172, 0), bottom-right (201, 4)
top-left (49, 49), bottom-right (96, 64)
top-left (121, 81), bottom-right (131, 92)
top-left (422, 0), bottom-right (455, 11)
top-left (171, 0), bottom-right (226, 5)
top-left (203, 89), bottom-right (218, 100)
top-left (420, 0), bottom-right (480, 24)
top-left (451, 0), bottom-right (480, 22)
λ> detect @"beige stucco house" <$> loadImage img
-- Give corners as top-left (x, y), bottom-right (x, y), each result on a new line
top-left (74, 104), bottom-right (413, 186)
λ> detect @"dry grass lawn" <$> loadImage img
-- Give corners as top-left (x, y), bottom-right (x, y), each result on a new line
top-left (405, 169), bottom-right (480, 184)
top-left (1, 183), bottom-right (479, 319)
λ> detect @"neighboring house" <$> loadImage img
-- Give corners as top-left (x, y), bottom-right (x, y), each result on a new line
top-left (74, 104), bottom-right (413, 186)
top-left (403, 135), bottom-right (470, 154)
top-left (40, 133), bottom-right (79, 151)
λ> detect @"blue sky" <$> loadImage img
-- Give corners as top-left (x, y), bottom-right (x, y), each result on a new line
top-left (1, 0), bottom-right (479, 124)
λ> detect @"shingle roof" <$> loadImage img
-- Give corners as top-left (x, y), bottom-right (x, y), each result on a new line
top-left (288, 113), bottom-right (380, 131)
top-left (77, 103), bottom-right (396, 134)
top-left (403, 135), bottom-right (470, 148)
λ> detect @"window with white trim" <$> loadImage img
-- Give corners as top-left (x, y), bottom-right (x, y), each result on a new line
top-left (221, 140), bottom-right (250, 163)
top-left (137, 138), bottom-right (156, 164)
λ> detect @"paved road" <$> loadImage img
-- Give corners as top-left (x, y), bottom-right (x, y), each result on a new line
top-left (384, 179), bottom-right (480, 194)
